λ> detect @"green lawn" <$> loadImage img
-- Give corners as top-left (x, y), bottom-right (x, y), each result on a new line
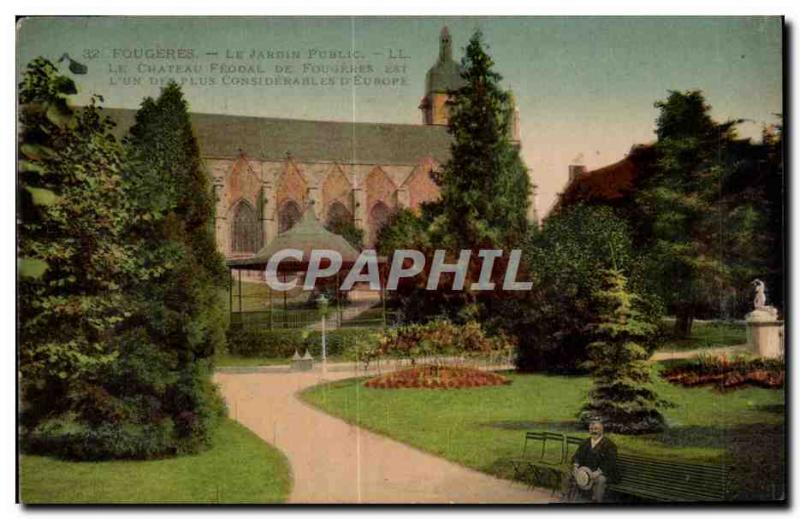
top-left (300, 365), bottom-right (784, 500)
top-left (658, 319), bottom-right (747, 352)
top-left (19, 419), bottom-right (292, 504)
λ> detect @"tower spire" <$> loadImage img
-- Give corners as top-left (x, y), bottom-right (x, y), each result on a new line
top-left (420, 26), bottom-right (464, 125)
top-left (439, 26), bottom-right (452, 62)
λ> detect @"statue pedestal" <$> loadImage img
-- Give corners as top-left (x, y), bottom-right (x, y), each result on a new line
top-left (291, 350), bottom-right (314, 371)
top-left (746, 309), bottom-right (784, 358)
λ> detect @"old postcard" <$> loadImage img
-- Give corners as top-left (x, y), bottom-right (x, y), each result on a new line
top-left (16, 15), bottom-right (785, 505)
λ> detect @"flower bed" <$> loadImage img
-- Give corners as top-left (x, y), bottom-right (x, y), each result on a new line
top-left (364, 365), bottom-right (511, 389)
top-left (367, 320), bottom-right (514, 364)
top-left (661, 355), bottom-right (784, 390)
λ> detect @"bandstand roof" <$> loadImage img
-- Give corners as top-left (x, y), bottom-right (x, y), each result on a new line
top-left (227, 206), bottom-right (364, 270)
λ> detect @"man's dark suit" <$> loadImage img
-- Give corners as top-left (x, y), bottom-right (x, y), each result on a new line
top-left (572, 436), bottom-right (619, 483)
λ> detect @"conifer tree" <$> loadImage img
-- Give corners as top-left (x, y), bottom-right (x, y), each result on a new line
top-left (398, 31), bottom-right (533, 322)
top-left (579, 269), bottom-right (665, 434)
top-left (437, 30), bottom-right (531, 250)
top-left (121, 81), bottom-right (227, 453)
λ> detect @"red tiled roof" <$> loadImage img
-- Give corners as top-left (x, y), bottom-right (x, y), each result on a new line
top-left (556, 145), bottom-right (655, 209)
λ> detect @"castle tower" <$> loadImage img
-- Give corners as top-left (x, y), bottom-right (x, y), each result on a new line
top-left (419, 27), bottom-right (466, 126)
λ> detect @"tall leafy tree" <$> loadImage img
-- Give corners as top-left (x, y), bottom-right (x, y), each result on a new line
top-left (436, 30), bottom-right (531, 250)
top-left (761, 119), bottom-right (784, 310)
top-left (638, 91), bottom-right (742, 337)
top-left (122, 81), bottom-right (228, 453)
top-left (18, 58), bottom-right (133, 430)
top-left (500, 204), bottom-right (664, 373)
top-left (579, 269), bottom-right (665, 434)
top-left (19, 63), bottom-right (227, 459)
top-left (376, 207), bottom-right (433, 258)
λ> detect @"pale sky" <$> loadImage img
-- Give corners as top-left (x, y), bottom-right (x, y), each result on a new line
top-left (17, 16), bottom-right (783, 215)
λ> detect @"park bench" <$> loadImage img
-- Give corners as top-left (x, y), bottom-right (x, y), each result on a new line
top-left (512, 431), bottom-right (729, 502)
top-left (605, 451), bottom-right (729, 502)
top-left (509, 431), bottom-right (566, 493)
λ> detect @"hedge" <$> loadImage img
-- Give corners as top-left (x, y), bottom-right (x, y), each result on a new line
top-left (226, 327), bottom-right (379, 358)
top-left (25, 415), bottom-right (177, 461)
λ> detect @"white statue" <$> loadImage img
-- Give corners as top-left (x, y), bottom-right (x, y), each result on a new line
top-left (746, 279), bottom-right (783, 358)
top-left (753, 279), bottom-right (767, 309)
top-left (750, 279), bottom-right (778, 319)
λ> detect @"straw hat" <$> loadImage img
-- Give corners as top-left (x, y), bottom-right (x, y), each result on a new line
top-left (575, 466), bottom-right (594, 490)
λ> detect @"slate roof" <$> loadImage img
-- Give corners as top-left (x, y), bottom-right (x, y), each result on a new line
top-left (103, 108), bottom-right (452, 165)
top-left (425, 26), bottom-right (466, 94)
top-left (426, 58), bottom-right (465, 94)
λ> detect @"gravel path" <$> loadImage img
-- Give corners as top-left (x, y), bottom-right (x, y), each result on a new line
top-left (214, 366), bottom-right (555, 504)
top-left (649, 344), bottom-right (749, 362)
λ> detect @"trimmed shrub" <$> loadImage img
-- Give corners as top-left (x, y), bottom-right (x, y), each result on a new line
top-left (26, 414), bottom-right (176, 461)
top-left (22, 357), bottom-right (227, 460)
top-left (226, 328), bottom-right (302, 358)
top-left (226, 327), bottom-right (380, 359)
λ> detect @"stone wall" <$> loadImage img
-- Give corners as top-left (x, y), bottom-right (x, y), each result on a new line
top-left (211, 154), bottom-right (443, 258)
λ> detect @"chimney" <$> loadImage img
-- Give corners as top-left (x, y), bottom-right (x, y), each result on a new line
top-left (568, 165), bottom-right (586, 182)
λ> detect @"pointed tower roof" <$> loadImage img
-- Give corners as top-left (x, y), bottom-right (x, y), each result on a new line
top-left (425, 26), bottom-right (466, 95)
top-left (227, 203), bottom-right (362, 269)
top-left (439, 26), bottom-right (453, 62)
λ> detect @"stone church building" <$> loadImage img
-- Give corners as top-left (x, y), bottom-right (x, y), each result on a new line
top-left (110, 27), bottom-right (537, 263)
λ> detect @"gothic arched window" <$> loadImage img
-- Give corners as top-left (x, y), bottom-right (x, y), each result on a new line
top-left (368, 201), bottom-right (391, 243)
top-left (326, 201), bottom-right (353, 229)
top-left (279, 200), bottom-right (302, 234)
top-left (231, 200), bottom-right (260, 254)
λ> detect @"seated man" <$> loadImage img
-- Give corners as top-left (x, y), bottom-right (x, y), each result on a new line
top-left (565, 419), bottom-right (619, 503)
